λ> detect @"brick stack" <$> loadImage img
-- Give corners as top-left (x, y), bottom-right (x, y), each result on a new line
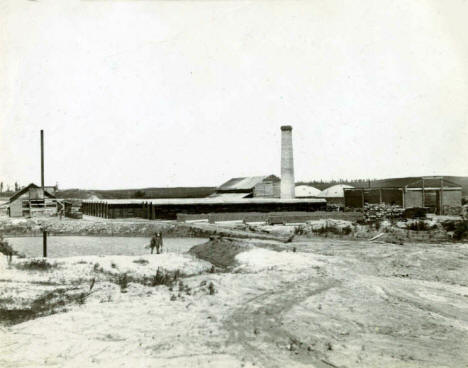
top-left (363, 204), bottom-right (404, 223)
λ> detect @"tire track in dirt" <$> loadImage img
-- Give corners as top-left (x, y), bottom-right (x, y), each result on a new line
top-left (224, 276), bottom-right (341, 368)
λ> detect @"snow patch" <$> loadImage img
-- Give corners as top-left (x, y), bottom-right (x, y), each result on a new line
top-left (234, 248), bottom-right (323, 273)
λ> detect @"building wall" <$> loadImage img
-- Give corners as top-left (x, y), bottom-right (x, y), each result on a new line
top-left (423, 191), bottom-right (438, 207)
top-left (344, 188), bottom-right (403, 208)
top-left (442, 190), bottom-right (462, 207)
top-left (405, 189), bottom-right (461, 211)
top-left (254, 182), bottom-right (281, 198)
top-left (9, 191), bottom-right (58, 218)
top-left (29, 187), bottom-right (44, 200)
top-left (344, 190), bottom-right (363, 208)
top-left (9, 198), bottom-right (23, 217)
top-left (363, 189), bottom-right (381, 204)
top-left (381, 189), bottom-right (403, 206)
top-left (326, 197), bottom-right (345, 206)
top-left (344, 187), bottom-right (460, 212)
top-left (405, 191), bottom-right (422, 208)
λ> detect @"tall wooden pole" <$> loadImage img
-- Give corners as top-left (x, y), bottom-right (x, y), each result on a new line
top-left (43, 230), bottom-right (47, 257)
top-left (40, 130), bottom-right (45, 190)
top-left (40, 130), bottom-right (45, 210)
top-left (422, 178), bottom-right (425, 207)
top-left (440, 177), bottom-right (444, 215)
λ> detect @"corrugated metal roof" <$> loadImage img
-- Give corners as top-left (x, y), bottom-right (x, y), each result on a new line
top-left (218, 175), bottom-right (279, 191)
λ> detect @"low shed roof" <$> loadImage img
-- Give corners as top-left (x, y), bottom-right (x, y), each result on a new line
top-left (218, 175), bottom-right (280, 191)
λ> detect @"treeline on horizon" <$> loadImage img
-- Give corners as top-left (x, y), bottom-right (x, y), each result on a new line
top-left (296, 178), bottom-right (377, 191)
top-left (55, 187), bottom-right (217, 200)
top-left (2, 176), bottom-right (467, 199)
top-left (56, 179), bottom-right (378, 199)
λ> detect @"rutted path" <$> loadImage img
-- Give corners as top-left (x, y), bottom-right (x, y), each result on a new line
top-left (224, 276), bottom-right (341, 368)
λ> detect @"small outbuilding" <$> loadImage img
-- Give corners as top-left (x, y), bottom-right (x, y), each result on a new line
top-left (8, 183), bottom-right (59, 217)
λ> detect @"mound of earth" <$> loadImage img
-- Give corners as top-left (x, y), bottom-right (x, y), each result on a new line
top-left (188, 238), bottom-right (253, 268)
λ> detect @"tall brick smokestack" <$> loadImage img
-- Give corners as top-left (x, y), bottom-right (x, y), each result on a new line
top-left (280, 125), bottom-right (295, 199)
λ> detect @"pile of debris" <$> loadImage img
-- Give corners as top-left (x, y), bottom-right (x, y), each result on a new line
top-left (363, 203), bottom-right (404, 222)
top-left (443, 205), bottom-right (463, 216)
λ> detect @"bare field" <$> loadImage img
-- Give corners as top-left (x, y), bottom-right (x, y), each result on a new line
top-left (1, 238), bottom-right (468, 368)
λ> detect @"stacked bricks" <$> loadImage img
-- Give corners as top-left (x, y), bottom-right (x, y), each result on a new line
top-left (364, 203), bottom-right (404, 223)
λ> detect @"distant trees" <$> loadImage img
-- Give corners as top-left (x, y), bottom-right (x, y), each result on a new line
top-left (296, 178), bottom-right (378, 190)
top-left (134, 190), bottom-right (146, 198)
top-left (0, 182), bottom-right (23, 194)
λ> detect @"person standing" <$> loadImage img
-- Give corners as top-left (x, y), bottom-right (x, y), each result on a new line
top-left (150, 232), bottom-right (157, 254)
top-left (155, 232), bottom-right (163, 254)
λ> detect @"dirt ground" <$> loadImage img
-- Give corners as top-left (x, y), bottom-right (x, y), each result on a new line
top-left (1, 236), bottom-right (468, 368)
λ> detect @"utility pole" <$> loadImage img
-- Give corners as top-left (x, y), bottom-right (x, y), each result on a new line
top-left (41, 130), bottom-right (47, 257)
top-left (43, 229), bottom-right (47, 258)
top-left (41, 130), bottom-right (45, 191)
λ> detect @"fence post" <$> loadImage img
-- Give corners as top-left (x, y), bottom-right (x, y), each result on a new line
top-left (43, 230), bottom-right (47, 257)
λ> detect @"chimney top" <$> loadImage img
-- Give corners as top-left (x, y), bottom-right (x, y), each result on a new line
top-left (281, 125), bottom-right (293, 131)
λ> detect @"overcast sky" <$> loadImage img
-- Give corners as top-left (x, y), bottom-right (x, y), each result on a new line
top-left (1, 0), bottom-right (467, 190)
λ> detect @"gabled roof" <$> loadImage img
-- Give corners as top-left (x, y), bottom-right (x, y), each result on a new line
top-left (218, 175), bottom-right (280, 191)
top-left (9, 183), bottom-right (56, 202)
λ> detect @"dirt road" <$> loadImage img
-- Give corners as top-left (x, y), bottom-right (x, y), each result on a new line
top-left (1, 239), bottom-right (468, 367)
top-left (222, 240), bottom-right (468, 367)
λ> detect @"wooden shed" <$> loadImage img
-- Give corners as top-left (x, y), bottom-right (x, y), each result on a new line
top-left (8, 183), bottom-right (58, 217)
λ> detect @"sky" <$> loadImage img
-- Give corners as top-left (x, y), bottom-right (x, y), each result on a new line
top-left (1, 0), bottom-right (467, 190)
